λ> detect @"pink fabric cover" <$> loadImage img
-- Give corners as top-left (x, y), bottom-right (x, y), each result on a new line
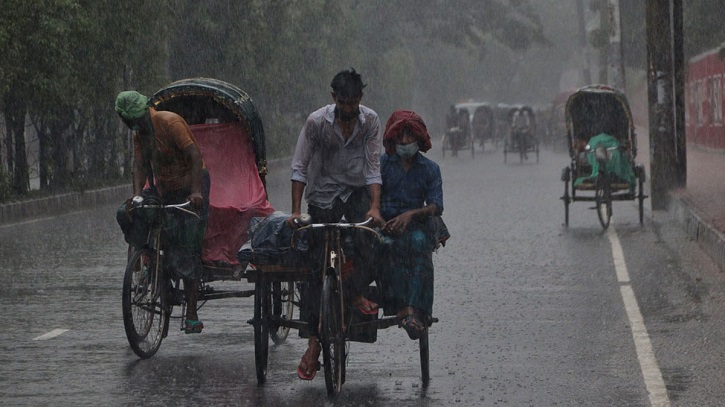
top-left (191, 122), bottom-right (275, 264)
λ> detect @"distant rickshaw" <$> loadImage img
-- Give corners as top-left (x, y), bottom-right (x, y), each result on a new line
top-left (471, 103), bottom-right (497, 149)
top-left (441, 103), bottom-right (475, 158)
top-left (560, 84), bottom-right (647, 229)
top-left (503, 105), bottom-right (539, 163)
top-left (545, 89), bottom-right (575, 152)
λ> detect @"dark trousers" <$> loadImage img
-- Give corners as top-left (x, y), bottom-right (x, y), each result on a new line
top-left (159, 169), bottom-right (211, 280)
top-left (300, 187), bottom-right (377, 336)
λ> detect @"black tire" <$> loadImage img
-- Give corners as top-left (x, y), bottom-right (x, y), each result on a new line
top-left (595, 175), bottom-right (612, 229)
top-left (122, 247), bottom-right (170, 359)
top-left (638, 169), bottom-right (645, 225)
top-left (270, 281), bottom-right (296, 344)
top-left (563, 181), bottom-right (570, 227)
top-left (254, 279), bottom-right (270, 384)
top-left (320, 273), bottom-right (345, 396)
top-left (420, 323), bottom-right (430, 388)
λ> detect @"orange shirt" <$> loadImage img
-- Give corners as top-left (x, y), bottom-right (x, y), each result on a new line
top-left (133, 107), bottom-right (202, 194)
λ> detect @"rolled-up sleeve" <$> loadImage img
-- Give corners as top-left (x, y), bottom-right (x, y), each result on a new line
top-left (364, 114), bottom-right (383, 185)
top-left (426, 164), bottom-right (444, 215)
top-left (291, 117), bottom-right (315, 184)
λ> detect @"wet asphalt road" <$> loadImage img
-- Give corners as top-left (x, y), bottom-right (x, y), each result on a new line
top-left (3, 143), bottom-right (725, 406)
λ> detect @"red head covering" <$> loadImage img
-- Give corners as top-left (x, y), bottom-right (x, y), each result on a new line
top-left (383, 110), bottom-right (432, 155)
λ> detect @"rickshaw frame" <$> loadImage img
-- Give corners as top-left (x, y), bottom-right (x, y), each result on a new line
top-left (121, 78), bottom-right (292, 359)
top-left (559, 84), bottom-right (648, 229)
top-left (244, 218), bottom-right (437, 394)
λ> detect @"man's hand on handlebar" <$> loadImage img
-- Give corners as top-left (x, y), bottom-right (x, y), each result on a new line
top-left (365, 208), bottom-right (385, 229)
top-left (188, 192), bottom-right (203, 209)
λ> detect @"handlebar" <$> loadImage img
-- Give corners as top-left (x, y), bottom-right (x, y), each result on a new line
top-left (292, 215), bottom-right (382, 241)
top-left (128, 199), bottom-right (199, 218)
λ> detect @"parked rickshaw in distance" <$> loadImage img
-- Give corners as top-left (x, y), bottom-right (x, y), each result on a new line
top-left (544, 89), bottom-right (576, 152)
top-left (494, 103), bottom-right (515, 150)
top-left (442, 102), bottom-right (475, 158)
top-left (559, 84), bottom-right (647, 229)
top-left (453, 101), bottom-right (498, 151)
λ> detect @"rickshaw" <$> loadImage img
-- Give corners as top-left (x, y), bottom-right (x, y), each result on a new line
top-left (441, 103), bottom-right (475, 158)
top-left (121, 78), bottom-right (284, 358)
top-left (559, 84), bottom-right (647, 229)
top-left (545, 89), bottom-right (576, 152)
top-left (471, 102), bottom-right (497, 150)
top-left (242, 214), bottom-right (440, 395)
top-left (503, 104), bottom-right (539, 163)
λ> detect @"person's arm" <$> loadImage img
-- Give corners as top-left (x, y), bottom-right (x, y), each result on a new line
top-left (183, 144), bottom-right (204, 208)
top-left (132, 136), bottom-right (145, 196)
top-left (366, 183), bottom-right (383, 226)
top-left (291, 180), bottom-right (305, 216)
top-left (383, 204), bottom-right (438, 235)
top-left (288, 117), bottom-right (315, 227)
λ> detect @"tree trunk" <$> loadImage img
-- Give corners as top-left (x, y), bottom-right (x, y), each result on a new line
top-left (4, 95), bottom-right (29, 194)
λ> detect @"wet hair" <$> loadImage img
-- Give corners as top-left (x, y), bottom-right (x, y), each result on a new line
top-left (330, 68), bottom-right (366, 101)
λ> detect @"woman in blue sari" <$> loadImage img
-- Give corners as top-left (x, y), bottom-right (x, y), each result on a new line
top-left (379, 110), bottom-right (444, 340)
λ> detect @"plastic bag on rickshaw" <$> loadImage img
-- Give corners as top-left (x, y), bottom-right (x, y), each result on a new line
top-left (573, 133), bottom-right (636, 188)
top-left (237, 211), bottom-right (308, 267)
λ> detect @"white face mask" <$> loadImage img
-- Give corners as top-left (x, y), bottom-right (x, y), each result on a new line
top-left (395, 142), bottom-right (419, 158)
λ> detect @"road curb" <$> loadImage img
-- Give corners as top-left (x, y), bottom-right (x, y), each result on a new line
top-left (0, 157), bottom-right (292, 226)
top-left (670, 196), bottom-right (725, 273)
top-left (0, 184), bottom-right (131, 225)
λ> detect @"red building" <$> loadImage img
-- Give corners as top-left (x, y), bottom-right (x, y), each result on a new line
top-left (687, 47), bottom-right (725, 149)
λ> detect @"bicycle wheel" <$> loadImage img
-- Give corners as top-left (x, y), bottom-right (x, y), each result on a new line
top-left (595, 175), bottom-right (612, 229)
top-left (122, 247), bottom-right (170, 359)
top-left (270, 281), bottom-right (296, 344)
top-left (253, 278), bottom-right (270, 384)
top-left (320, 273), bottom-right (345, 396)
top-left (419, 322), bottom-right (430, 388)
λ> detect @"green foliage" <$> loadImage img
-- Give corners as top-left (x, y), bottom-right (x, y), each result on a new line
top-left (0, 0), bottom-right (550, 199)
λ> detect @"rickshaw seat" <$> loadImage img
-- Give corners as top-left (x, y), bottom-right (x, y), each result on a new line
top-left (192, 122), bottom-right (275, 265)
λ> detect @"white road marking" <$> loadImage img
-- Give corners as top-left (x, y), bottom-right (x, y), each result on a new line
top-left (33, 329), bottom-right (69, 341)
top-left (607, 226), bottom-right (670, 407)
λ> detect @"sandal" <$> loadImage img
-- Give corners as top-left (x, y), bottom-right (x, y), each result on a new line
top-left (184, 319), bottom-right (204, 334)
top-left (399, 314), bottom-right (423, 340)
top-left (352, 296), bottom-right (379, 315)
top-left (297, 342), bottom-right (321, 380)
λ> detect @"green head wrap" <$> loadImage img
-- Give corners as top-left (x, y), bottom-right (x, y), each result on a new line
top-left (115, 91), bottom-right (149, 120)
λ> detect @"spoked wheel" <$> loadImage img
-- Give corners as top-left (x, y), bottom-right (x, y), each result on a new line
top-left (254, 278), bottom-right (270, 384)
top-left (122, 247), bottom-right (170, 359)
top-left (636, 164), bottom-right (646, 225)
top-left (562, 171), bottom-right (571, 227)
top-left (419, 321), bottom-right (430, 388)
top-left (270, 281), bottom-right (296, 344)
top-left (320, 273), bottom-right (345, 396)
top-left (595, 175), bottom-right (612, 229)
